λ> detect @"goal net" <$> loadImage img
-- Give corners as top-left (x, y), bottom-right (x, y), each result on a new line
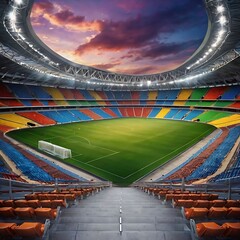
top-left (38, 140), bottom-right (72, 159)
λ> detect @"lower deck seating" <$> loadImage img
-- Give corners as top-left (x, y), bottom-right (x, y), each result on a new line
top-left (17, 112), bottom-right (56, 125)
top-left (187, 126), bottom-right (240, 181)
top-left (0, 221), bottom-right (50, 239)
top-left (191, 220), bottom-right (240, 239)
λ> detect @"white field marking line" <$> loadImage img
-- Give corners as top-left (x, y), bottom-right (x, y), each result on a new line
top-left (122, 128), bottom-right (213, 179)
top-left (65, 135), bottom-right (92, 145)
top-left (86, 151), bottom-right (120, 164)
top-left (71, 157), bottom-right (124, 179)
top-left (65, 134), bottom-right (118, 154)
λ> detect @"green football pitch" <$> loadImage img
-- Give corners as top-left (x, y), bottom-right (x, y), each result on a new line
top-left (7, 118), bottom-right (215, 185)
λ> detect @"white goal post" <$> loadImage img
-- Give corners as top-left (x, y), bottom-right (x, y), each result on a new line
top-left (38, 140), bottom-right (72, 159)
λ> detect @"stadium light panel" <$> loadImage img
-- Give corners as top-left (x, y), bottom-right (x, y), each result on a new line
top-left (219, 16), bottom-right (227, 25)
top-left (8, 11), bottom-right (16, 22)
top-left (14, 0), bottom-right (23, 5)
top-left (217, 5), bottom-right (224, 13)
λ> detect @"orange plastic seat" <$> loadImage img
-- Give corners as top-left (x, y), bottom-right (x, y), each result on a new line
top-left (27, 200), bottom-right (41, 208)
top-left (47, 194), bottom-right (58, 200)
top-left (0, 200), bottom-right (5, 207)
top-left (25, 194), bottom-right (37, 200)
top-left (196, 222), bottom-right (225, 237)
top-left (14, 200), bottom-right (29, 208)
top-left (14, 207), bottom-right (35, 219)
top-left (184, 207), bottom-right (208, 220)
top-left (174, 199), bottom-right (194, 208)
top-left (0, 207), bottom-right (16, 218)
top-left (200, 194), bottom-right (210, 200)
top-left (0, 222), bottom-right (17, 237)
top-left (211, 200), bottom-right (226, 207)
top-left (64, 194), bottom-right (76, 201)
top-left (208, 207), bottom-right (227, 219)
top-left (40, 200), bottom-right (52, 208)
top-left (165, 194), bottom-right (175, 201)
top-left (209, 194), bottom-right (218, 200)
top-left (51, 199), bottom-right (67, 209)
top-left (227, 207), bottom-right (240, 219)
top-left (12, 222), bottom-right (44, 238)
top-left (35, 208), bottom-right (57, 220)
top-left (37, 194), bottom-right (48, 200)
top-left (194, 200), bottom-right (210, 208)
top-left (189, 194), bottom-right (201, 200)
top-left (3, 200), bottom-right (15, 207)
top-left (222, 222), bottom-right (240, 238)
top-left (225, 200), bottom-right (240, 208)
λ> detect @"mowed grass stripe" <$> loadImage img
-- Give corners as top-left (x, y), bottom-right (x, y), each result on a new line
top-left (7, 118), bottom-right (216, 185)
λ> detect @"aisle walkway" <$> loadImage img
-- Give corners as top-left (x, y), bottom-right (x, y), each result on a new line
top-left (50, 187), bottom-right (191, 240)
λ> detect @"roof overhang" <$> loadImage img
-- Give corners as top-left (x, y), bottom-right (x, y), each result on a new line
top-left (0, 0), bottom-right (240, 90)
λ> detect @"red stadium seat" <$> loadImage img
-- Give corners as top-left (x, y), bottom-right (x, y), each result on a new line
top-left (184, 207), bottom-right (208, 220)
top-left (222, 222), bottom-right (240, 238)
top-left (196, 222), bottom-right (225, 237)
top-left (27, 200), bottom-right (41, 208)
top-left (0, 222), bottom-right (16, 238)
top-left (14, 200), bottom-right (29, 208)
top-left (208, 207), bottom-right (228, 219)
top-left (227, 207), bottom-right (240, 219)
top-left (14, 207), bottom-right (35, 219)
top-left (12, 222), bottom-right (45, 238)
top-left (35, 208), bottom-right (57, 220)
top-left (0, 207), bottom-right (16, 218)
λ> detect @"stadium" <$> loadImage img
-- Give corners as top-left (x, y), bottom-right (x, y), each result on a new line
top-left (0, 0), bottom-right (239, 239)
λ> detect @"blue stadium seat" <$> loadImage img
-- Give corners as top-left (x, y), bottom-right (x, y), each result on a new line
top-left (0, 140), bottom-right (54, 182)
top-left (221, 86), bottom-right (240, 100)
top-left (139, 91), bottom-right (148, 105)
top-left (58, 110), bottom-right (79, 122)
top-left (69, 110), bottom-right (92, 121)
top-left (186, 126), bottom-right (240, 181)
top-left (7, 83), bottom-right (33, 98)
top-left (27, 85), bottom-right (52, 99)
top-left (172, 109), bottom-right (190, 120)
top-left (164, 109), bottom-right (179, 119)
top-left (148, 108), bottom-right (162, 118)
top-left (184, 110), bottom-right (204, 121)
top-left (39, 111), bottom-right (70, 123)
top-left (79, 90), bottom-right (95, 100)
top-left (91, 108), bottom-right (112, 119)
top-left (111, 108), bottom-right (122, 117)
top-left (113, 91), bottom-right (132, 100)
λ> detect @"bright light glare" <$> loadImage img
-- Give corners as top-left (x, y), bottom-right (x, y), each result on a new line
top-left (219, 16), bottom-right (227, 25)
top-left (217, 5), bottom-right (224, 13)
top-left (14, 0), bottom-right (23, 5)
top-left (8, 11), bottom-right (16, 22)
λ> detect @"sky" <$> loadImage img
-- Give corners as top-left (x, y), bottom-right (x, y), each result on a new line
top-left (31, 0), bottom-right (208, 75)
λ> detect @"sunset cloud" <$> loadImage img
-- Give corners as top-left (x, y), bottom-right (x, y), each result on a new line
top-left (31, 0), bottom-right (207, 74)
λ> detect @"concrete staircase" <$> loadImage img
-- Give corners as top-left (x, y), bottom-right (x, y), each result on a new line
top-left (50, 187), bottom-right (191, 240)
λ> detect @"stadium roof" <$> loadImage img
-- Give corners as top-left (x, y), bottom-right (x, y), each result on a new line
top-left (0, 0), bottom-right (240, 90)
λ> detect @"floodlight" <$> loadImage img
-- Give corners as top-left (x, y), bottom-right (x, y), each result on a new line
top-left (8, 11), bottom-right (16, 22)
top-left (217, 5), bottom-right (224, 13)
top-left (219, 16), bottom-right (227, 25)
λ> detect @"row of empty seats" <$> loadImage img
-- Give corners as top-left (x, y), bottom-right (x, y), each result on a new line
top-left (183, 206), bottom-right (240, 220)
top-left (0, 199), bottom-right (67, 209)
top-left (173, 199), bottom-right (240, 208)
top-left (0, 221), bottom-right (49, 239)
top-left (0, 82), bottom-right (239, 104)
top-left (0, 207), bottom-right (58, 220)
top-left (192, 220), bottom-right (240, 239)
